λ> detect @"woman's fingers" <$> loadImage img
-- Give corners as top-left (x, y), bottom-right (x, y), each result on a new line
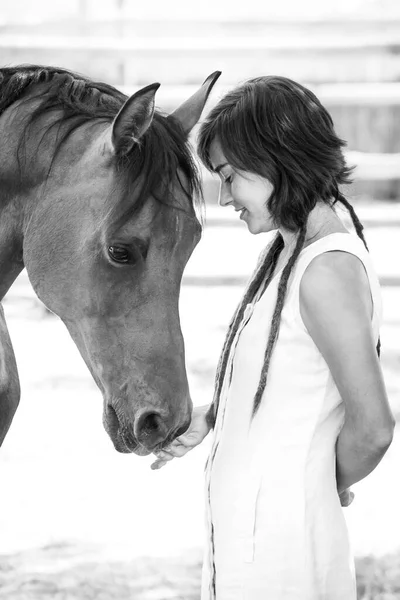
top-left (168, 445), bottom-right (191, 457)
top-left (150, 458), bottom-right (168, 470)
top-left (339, 489), bottom-right (355, 507)
top-left (164, 437), bottom-right (190, 451)
top-left (154, 450), bottom-right (174, 461)
top-left (150, 450), bottom-right (175, 470)
top-left (174, 433), bottom-right (194, 446)
top-left (150, 438), bottom-right (194, 470)
top-left (163, 438), bottom-right (194, 454)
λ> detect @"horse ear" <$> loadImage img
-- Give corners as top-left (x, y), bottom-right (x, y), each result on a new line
top-left (169, 71), bottom-right (221, 136)
top-left (111, 83), bottom-right (160, 156)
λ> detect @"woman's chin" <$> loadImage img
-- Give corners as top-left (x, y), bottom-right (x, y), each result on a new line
top-left (242, 213), bottom-right (255, 234)
top-left (246, 220), bottom-right (263, 235)
top-left (242, 213), bottom-right (273, 235)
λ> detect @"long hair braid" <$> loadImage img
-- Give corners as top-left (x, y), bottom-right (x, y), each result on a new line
top-left (206, 233), bottom-right (284, 428)
top-left (334, 190), bottom-right (369, 251)
top-left (334, 191), bottom-right (381, 358)
top-left (252, 224), bottom-right (307, 416)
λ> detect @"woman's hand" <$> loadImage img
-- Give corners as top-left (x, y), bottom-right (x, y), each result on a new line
top-left (339, 488), bottom-right (354, 507)
top-left (151, 404), bottom-right (212, 470)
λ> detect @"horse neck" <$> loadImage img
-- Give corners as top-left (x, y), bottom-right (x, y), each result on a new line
top-left (0, 101), bottom-right (74, 301)
top-left (0, 109), bottom-right (38, 300)
top-left (0, 202), bottom-right (25, 301)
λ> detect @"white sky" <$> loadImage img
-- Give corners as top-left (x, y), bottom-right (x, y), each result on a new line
top-left (0, 0), bottom-right (396, 24)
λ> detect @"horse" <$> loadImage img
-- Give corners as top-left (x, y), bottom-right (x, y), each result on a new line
top-left (0, 65), bottom-right (220, 455)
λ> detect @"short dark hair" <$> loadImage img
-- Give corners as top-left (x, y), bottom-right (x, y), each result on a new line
top-left (198, 76), bottom-right (352, 231)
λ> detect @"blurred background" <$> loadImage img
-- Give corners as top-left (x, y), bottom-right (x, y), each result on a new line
top-left (0, 0), bottom-right (400, 598)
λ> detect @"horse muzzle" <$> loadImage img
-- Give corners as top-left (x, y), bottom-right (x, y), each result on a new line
top-left (103, 403), bottom-right (190, 456)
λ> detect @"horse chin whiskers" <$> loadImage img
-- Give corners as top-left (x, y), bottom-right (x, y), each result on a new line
top-left (114, 431), bottom-right (132, 454)
top-left (103, 402), bottom-right (134, 452)
top-left (105, 401), bottom-right (155, 456)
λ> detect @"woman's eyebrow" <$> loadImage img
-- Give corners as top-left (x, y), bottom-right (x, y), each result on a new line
top-left (214, 162), bottom-right (229, 174)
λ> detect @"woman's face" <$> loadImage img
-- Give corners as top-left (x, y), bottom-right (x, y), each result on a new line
top-left (209, 139), bottom-right (275, 235)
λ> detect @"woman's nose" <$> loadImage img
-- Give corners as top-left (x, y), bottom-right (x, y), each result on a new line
top-left (218, 182), bottom-right (233, 207)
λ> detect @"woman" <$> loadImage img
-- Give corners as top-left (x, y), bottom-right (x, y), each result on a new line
top-left (152, 76), bottom-right (395, 599)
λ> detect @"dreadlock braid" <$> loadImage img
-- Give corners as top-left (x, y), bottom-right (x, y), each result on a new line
top-left (206, 233), bottom-right (284, 428)
top-left (335, 191), bottom-right (369, 251)
top-left (252, 225), bottom-right (307, 416)
top-left (334, 191), bottom-right (381, 358)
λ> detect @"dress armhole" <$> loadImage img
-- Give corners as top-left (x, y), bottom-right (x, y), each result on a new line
top-left (287, 243), bottom-right (382, 343)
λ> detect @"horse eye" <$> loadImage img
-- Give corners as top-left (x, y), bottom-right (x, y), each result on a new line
top-left (108, 246), bottom-right (132, 264)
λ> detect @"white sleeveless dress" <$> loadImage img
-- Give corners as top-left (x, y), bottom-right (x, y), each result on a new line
top-left (201, 233), bottom-right (382, 600)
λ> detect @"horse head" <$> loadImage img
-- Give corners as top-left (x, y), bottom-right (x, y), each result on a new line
top-left (0, 67), bottom-right (220, 454)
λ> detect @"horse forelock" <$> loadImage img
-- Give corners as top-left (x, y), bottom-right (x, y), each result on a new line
top-left (0, 65), bottom-right (203, 223)
top-left (106, 113), bottom-right (203, 235)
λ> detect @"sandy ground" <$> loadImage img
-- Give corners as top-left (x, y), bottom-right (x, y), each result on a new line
top-left (0, 211), bottom-right (399, 597)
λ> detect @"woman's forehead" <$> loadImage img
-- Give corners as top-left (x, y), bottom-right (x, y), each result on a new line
top-left (209, 139), bottom-right (228, 170)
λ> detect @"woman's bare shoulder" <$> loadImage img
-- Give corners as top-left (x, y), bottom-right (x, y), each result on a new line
top-left (299, 249), bottom-right (373, 323)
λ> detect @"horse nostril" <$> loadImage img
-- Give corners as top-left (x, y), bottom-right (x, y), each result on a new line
top-left (134, 410), bottom-right (168, 449)
top-left (141, 413), bottom-right (160, 436)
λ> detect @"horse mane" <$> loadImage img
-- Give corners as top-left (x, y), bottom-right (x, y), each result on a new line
top-left (0, 65), bottom-right (127, 118)
top-left (0, 65), bottom-right (203, 223)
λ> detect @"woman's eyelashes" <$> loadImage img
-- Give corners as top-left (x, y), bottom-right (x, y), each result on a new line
top-left (221, 172), bottom-right (233, 185)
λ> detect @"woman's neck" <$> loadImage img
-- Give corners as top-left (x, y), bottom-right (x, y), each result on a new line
top-left (278, 201), bottom-right (348, 252)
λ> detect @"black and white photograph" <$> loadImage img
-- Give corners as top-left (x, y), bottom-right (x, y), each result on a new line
top-left (0, 1), bottom-right (399, 598)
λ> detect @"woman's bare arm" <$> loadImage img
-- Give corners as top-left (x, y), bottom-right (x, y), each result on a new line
top-left (300, 250), bottom-right (395, 494)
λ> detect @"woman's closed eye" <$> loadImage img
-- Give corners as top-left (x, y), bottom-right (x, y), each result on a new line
top-left (222, 174), bottom-right (233, 185)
